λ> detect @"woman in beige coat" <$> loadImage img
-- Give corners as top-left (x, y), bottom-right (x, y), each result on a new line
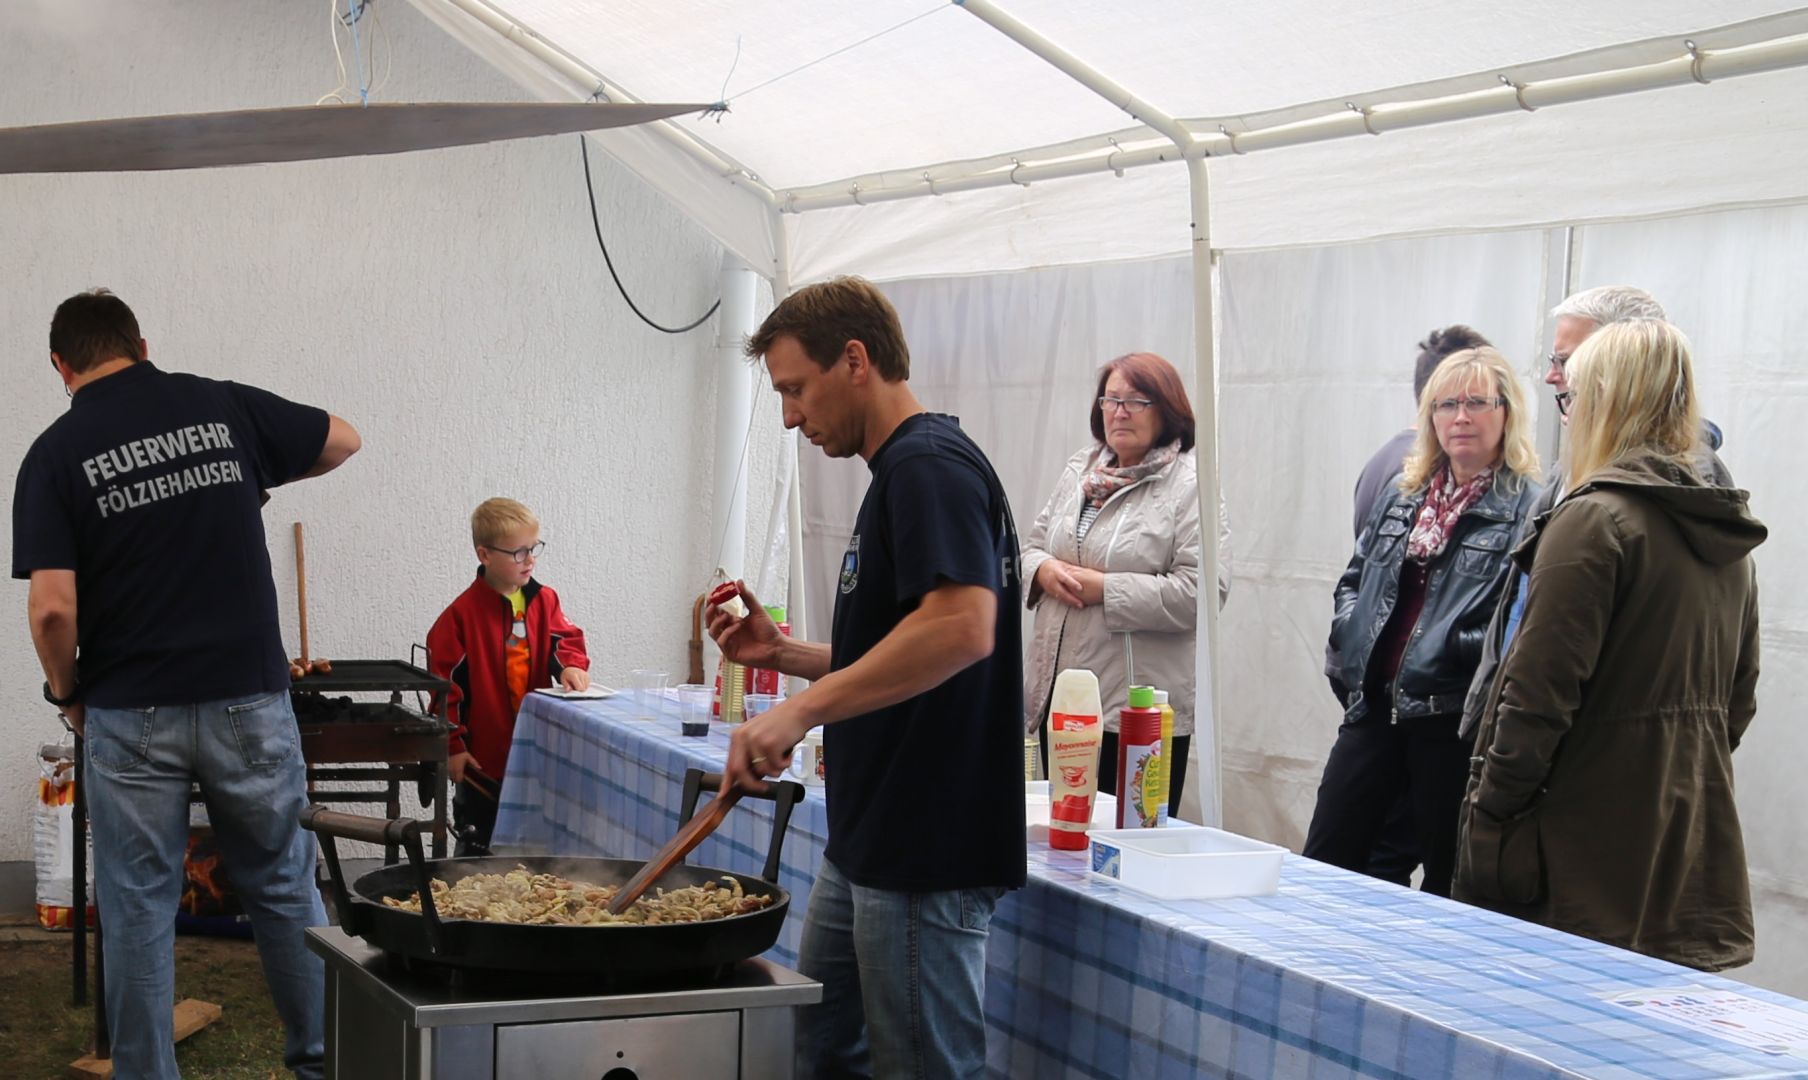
top-left (1022, 352), bottom-right (1213, 816)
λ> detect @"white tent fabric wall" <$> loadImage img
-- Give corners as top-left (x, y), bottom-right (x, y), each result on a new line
top-left (795, 213), bottom-right (1808, 999)
top-left (1215, 230), bottom-right (1554, 851)
top-left (1568, 204), bottom-right (1808, 998)
top-left (794, 258), bottom-right (1211, 808)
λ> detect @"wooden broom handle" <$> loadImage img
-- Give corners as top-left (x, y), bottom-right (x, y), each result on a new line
top-left (294, 522), bottom-right (309, 663)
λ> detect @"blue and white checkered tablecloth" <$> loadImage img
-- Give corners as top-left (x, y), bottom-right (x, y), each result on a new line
top-left (493, 692), bottom-right (1808, 1080)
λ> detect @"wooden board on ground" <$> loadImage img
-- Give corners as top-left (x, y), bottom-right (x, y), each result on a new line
top-left (66, 999), bottom-right (222, 1079)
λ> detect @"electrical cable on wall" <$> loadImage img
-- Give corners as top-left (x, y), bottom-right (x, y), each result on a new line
top-left (316, 0), bottom-right (391, 106)
top-left (572, 10), bottom-right (949, 332)
top-left (579, 136), bottom-right (721, 334)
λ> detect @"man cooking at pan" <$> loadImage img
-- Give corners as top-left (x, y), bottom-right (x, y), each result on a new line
top-left (711, 277), bottom-right (1025, 1079)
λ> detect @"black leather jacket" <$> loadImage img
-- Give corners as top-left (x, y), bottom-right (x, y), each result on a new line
top-left (1330, 470), bottom-right (1542, 722)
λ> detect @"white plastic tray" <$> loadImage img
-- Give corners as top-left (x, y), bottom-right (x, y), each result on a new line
top-left (1087, 826), bottom-right (1286, 900)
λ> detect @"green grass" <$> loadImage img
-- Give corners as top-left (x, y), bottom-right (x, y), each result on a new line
top-left (0, 921), bottom-right (288, 1079)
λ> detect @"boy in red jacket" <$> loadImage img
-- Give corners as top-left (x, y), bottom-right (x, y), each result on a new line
top-left (427, 497), bottom-right (590, 854)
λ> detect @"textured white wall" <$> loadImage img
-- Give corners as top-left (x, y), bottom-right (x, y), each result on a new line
top-left (0, 0), bottom-right (788, 860)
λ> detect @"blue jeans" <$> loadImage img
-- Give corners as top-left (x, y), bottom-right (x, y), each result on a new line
top-left (85, 691), bottom-right (326, 1080)
top-left (796, 858), bottom-right (1002, 1079)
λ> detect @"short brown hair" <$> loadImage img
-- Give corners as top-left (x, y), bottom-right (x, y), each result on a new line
top-left (744, 277), bottom-right (910, 381)
top-left (50, 288), bottom-right (144, 373)
top-left (1090, 352), bottom-right (1195, 452)
top-left (1414, 324), bottom-right (1490, 403)
top-left (471, 498), bottom-right (539, 548)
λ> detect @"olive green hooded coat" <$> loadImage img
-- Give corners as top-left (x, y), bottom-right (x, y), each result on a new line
top-left (1456, 453), bottom-right (1765, 971)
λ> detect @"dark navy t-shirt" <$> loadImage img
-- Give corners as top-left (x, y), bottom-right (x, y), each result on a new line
top-left (825, 413), bottom-right (1027, 892)
top-left (11, 362), bottom-right (328, 708)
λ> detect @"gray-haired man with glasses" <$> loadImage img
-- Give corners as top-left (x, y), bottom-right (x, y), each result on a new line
top-left (1461, 286), bottom-right (1734, 741)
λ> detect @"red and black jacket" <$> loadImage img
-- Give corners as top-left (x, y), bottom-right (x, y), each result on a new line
top-left (426, 570), bottom-right (589, 778)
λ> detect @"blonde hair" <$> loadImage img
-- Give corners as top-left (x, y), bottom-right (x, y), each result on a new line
top-left (1399, 347), bottom-right (1540, 492)
top-left (1563, 319), bottom-right (1700, 490)
top-left (471, 497), bottom-right (539, 548)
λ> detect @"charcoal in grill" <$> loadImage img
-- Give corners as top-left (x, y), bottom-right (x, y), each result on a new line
top-left (290, 691), bottom-right (360, 723)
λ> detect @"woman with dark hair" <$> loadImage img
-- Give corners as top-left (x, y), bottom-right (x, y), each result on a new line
top-left (1022, 352), bottom-right (1213, 815)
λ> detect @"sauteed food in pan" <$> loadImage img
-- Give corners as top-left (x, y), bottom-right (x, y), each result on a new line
top-left (382, 865), bottom-right (774, 925)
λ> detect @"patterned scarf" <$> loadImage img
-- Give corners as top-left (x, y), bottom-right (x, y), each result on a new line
top-left (1082, 441), bottom-right (1181, 507)
top-left (1405, 466), bottom-right (1494, 563)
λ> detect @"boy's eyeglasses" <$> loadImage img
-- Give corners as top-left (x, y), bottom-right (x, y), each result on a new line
top-left (483, 541), bottom-right (545, 564)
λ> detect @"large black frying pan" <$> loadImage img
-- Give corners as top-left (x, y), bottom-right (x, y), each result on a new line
top-left (303, 769), bottom-right (804, 977)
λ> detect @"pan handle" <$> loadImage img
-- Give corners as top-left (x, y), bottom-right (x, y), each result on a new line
top-left (679, 770), bottom-right (804, 885)
top-left (304, 806), bottom-right (416, 848)
top-left (301, 805), bottom-right (364, 935)
top-left (300, 807), bottom-right (446, 955)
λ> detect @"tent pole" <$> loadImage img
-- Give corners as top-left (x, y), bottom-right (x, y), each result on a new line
top-left (770, 214), bottom-right (812, 694)
top-left (956, 0), bottom-right (1224, 825)
top-left (778, 29), bottom-right (1808, 213)
top-left (1186, 156), bottom-right (1224, 827)
top-left (953, 0), bottom-right (1192, 147)
top-left (714, 257), bottom-right (760, 586)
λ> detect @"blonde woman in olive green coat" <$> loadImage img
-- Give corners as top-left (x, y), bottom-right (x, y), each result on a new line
top-left (1458, 320), bottom-right (1765, 971)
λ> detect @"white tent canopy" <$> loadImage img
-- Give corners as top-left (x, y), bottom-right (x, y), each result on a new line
top-left (410, 0), bottom-right (1808, 822)
top-left (400, 0), bottom-right (1808, 990)
top-left (410, 0), bottom-right (1808, 282)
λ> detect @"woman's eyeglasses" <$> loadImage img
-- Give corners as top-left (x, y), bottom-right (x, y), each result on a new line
top-left (1431, 395), bottom-right (1505, 417)
top-left (1098, 396), bottom-right (1154, 415)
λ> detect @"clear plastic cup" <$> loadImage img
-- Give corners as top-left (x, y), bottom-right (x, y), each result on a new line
top-left (743, 692), bottom-right (779, 721)
top-left (676, 683), bottom-right (712, 736)
top-left (629, 669), bottom-right (669, 720)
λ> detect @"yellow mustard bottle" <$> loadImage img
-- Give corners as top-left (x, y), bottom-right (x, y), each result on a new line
top-left (1152, 688), bottom-right (1175, 826)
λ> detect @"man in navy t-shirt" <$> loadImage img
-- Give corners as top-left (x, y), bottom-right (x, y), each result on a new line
top-left (13, 289), bottom-right (361, 1080)
top-left (709, 277), bottom-right (1024, 1078)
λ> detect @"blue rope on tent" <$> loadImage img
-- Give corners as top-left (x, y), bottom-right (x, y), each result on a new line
top-left (344, 0), bottom-right (371, 106)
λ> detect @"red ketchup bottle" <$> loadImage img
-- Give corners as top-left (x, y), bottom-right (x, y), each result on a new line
top-left (750, 605), bottom-right (789, 697)
top-left (1115, 685), bottom-right (1164, 829)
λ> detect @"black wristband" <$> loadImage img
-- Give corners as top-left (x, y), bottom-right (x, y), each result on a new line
top-left (43, 680), bottom-right (81, 708)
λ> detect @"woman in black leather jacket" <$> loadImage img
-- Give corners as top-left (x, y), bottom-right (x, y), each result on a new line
top-left (1304, 346), bottom-right (1542, 896)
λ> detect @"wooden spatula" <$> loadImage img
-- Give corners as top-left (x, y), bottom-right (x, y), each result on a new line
top-left (607, 787), bottom-right (744, 915)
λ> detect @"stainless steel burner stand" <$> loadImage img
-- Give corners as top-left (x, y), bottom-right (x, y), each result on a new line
top-left (308, 926), bottom-right (821, 1079)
